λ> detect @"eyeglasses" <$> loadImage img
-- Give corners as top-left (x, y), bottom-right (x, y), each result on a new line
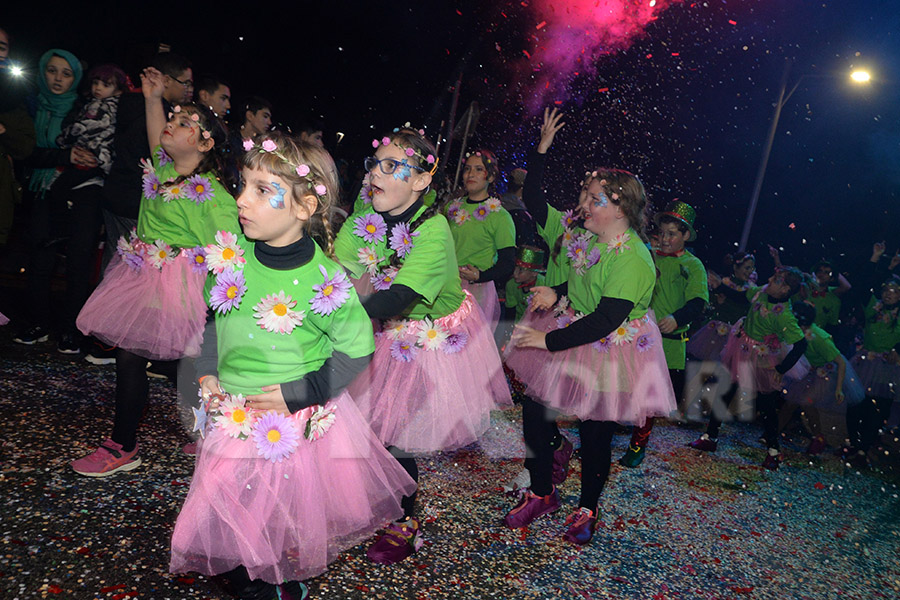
top-left (364, 156), bottom-right (424, 176)
top-left (171, 75), bottom-right (194, 89)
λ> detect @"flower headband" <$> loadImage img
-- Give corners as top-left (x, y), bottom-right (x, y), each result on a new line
top-left (242, 138), bottom-right (328, 197)
top-left (372, 132), bottom-right (439, 176)
top-left (464, 150), bottom-right (493, 166)
top-left (582, 172), bottom-right (620, 201)
top-left (169, 105), bottom-right (212, 140)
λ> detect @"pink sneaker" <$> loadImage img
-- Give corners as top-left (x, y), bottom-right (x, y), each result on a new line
top-left (688, 434), bottom-right (718, 452)
top-left (366, 518), bottom-right (423, 565)
top-left (503, 488), bottom-right (560, 529)
top-left (552, 436), bottom-right (575, 485)
top-left (563, 507), bottom-right (598, 545)
top-left (71, 439), bottom-right (141, 477)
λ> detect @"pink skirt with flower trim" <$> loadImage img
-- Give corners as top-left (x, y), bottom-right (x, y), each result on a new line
top-left (170, 390), bottom-right (416, 584)
top-left (720, 319), bottom-right (809, 395)
top-left (348, 291), bottom-right (512, 453)
top-left (461, 279), bottom-right (500, 332)
top-left (686, 320), bottom-right (732, 362)
top-left (503, 307), bottom-right (676, 424)
top-left (851, 350), bottom-right (900, 401)
top-left (77, 251), bottom-right (208, 360)
top-left (783, 357), bottom-right (864, 411)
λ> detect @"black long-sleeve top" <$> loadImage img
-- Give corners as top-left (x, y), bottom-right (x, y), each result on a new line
top-left (195, 235), bottom-right (372, 413)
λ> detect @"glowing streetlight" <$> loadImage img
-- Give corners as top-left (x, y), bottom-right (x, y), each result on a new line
top-left (10, 65), bottom-right (23, 77)
top-left (850, 69), bottom-right (871, 83)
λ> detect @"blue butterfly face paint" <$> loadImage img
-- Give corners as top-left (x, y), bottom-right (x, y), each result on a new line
top-left (594, 191), bottom-right (609, 208)
top-left (270, 181), bottom-right (286, 209)
top-left (392, 162), bottom-right (413, 182)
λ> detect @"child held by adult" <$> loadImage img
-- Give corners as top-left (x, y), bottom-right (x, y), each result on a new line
top-left (171, 133), bottom-right (415, 599)
top-left (503, 108), bottom-right (676, 544)
top-left (72, 67), bottom-right (237, 476)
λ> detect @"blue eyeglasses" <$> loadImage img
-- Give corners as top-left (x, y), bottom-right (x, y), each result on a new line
top-left (364, 156), bottom-right (424, 175)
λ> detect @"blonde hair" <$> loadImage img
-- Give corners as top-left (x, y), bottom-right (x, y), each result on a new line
top-left (241, 131), bottom-right (340, 256)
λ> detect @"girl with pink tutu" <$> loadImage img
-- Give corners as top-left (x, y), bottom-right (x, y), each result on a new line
top-left (502, 108), bottom-right (676, 545)
top-left (781, 302), bottom-right (863, 454)
top-left (72, 67), bottom-right (237, 477)
top-left (333, 128), bottom-right (512, 565)
top-left (445, 149), bottom-right (516, 331)
top-left (687, 251), bottom-right (755, 362)
top-left (688, 266), bottom-right (809, 470)
top-left (843, 243), bottom-right (900, 468)
top-left (171, 133), bottom-right (416, 599)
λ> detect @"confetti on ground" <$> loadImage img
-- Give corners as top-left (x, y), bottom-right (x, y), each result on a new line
top-left (1, 330), bottom-right (898, 599)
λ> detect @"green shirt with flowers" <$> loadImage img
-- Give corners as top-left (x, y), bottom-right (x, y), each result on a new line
top-left (535, 204), bottom-right (576, 287)
top-left (803, 324), bottom-right (841, 367)
top-left (334, 204), bottom-right (466, 320)
top-left (211, 236), bottom-right (374, 397)
top-left (862, 296), bottom-right (900, 353)
top-left (137, 146), bottom-right (237, 249)
top-left (741, 287), bottom-right (804, 346)
top-left (445, 197), bottom-right (516, 271)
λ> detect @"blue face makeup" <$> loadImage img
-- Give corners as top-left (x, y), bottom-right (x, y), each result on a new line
top-left (269, 181), bottom-right (286, 209)
top-left (594, 191), bottom-right (609, 208)
top-left (392, 163), bottom-right (413, 182)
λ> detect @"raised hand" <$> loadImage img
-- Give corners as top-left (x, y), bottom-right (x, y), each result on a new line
top-left (537, 107), bottom-right (566, 154)
top-left (140, 67), bottom-right (165, 100)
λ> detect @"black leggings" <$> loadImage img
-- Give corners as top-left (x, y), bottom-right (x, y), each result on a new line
top-left (520, 396), bottom-right (617, 512)
top-left (220, 566), bottom-right (276, 600)
top-left (846, 396), bottom-right (894, 451)
top-left (387, 446), bottom-right (418, 519)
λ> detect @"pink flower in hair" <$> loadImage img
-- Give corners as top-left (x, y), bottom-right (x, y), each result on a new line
top-left (242, 139), bottom-right (254, 151)
top-left (426, 155), bottom-right (435, 164)
top-left (381, 136), bottom-right (391, 146)
top-left (314, 184), bottom-right (327, 196)
top-left (296, 164), bottom-right (310, 177)
top-left (372, 139), bottom-right (380, 148)
top-left (173, 105), bottom-right (182, 113)
top-left (261, 140), bottom-right (277, 152)
top-left (405, 147), bottom-right (415, 157)
top-left (190, 113), bottom-right (200, 122)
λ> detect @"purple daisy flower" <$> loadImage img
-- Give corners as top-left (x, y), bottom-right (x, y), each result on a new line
top-left (389, 223), bottom-right (419, 259)
top-left (447, 201), bottom-right (461, 220)
top-left (473, 205), bottom-right (490, 221)
top-left (390, 340), bottom-right (418, 362)
top-left (585, 246), bottom-right (603, 269)
top-left (560, 209), bottom-right (576, 229)
top-left (361, 183), bottom-right (375, 204)
top-left (142, 172), bottom-right (161, 199)
top-left (252, 412), bottom-right (300, 463)
top-left (185, 246), bottom-right (208, 274)
top-left (636, 334), bottom-right (653, 352)
top-left (155, 147), bottom-right (172, 166)
top-left (566, 236), bottom-right (590, 264)
top-left (209, 269), bottom-right (248, 314)
top-left (592, 337), bottom-right (611, 353)
top-left (441, 331), bottom-right (469, 354)
top-left (185, 175), bottom-right (215, 204)
top-left (353, 213), bottom-right (387, 244)
top-left (121, 249), bottom-right (144, 271)
top-left (556, 315), bottom-right (572, 329)
top-left (772, 303), bottom-right (785, 314)
top-left (310, 265), bottom-right (352, 315)
top-left (371, 267), bottom-right (398, 291)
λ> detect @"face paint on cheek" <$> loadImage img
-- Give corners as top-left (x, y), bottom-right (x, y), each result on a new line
top-left (393, 164), bottom-right (412, 182)
top-left (269, 182), bottom-right (286, 209)
top-left (596, 192), bottom-right (609, 208)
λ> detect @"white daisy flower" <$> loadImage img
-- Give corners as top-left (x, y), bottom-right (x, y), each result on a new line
top-left (253, 291), bottom-right (305, 334)
top-left (205, 230), bottom-right (246, 274)
top-left (214, 394), bottom-right (253, 439)
top-left (357, 246), bottom-right (383, 274)
top-left (146, 240), bottom-right (175, 269)
top-left (609, 320), bottom-right (637, 345)
top-left (416, 318), bottom-right (449, 350)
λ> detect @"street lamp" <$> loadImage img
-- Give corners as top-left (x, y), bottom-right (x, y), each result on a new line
top-left (737, 60), bottom-right (872, 251)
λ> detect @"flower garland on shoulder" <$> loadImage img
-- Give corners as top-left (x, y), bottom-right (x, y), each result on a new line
top-left (350, 210), bottom-right (419, 290)
top-left (447, 196), bottom-right (502, 226)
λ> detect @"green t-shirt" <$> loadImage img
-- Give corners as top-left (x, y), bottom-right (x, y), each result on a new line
top-left (809, 286), bottom-right (841, 328)
top-left (213, 236), bottom-right (374, 396)
top-left (566, 229), bottom-right (655, 320)
top-left (862, 296), bottom-right (900, 353)
top-left (334, 204), bottom-right (466, 320)
top-left (803, 324), bottom-right (840, 367)
top-left (505, 273), bottom-right (544, 323)
top-left (536, 204), bottom-right (576, 287)
top-left (137, 146), bottom-right (238, 249)
top-left (445, 197), bottom-right (515, 270)
top-left (741, 288), bottom-right (804, 345)
top-left (651, 251), bottom-right (709, 332)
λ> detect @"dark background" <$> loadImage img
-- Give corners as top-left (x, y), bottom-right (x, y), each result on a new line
top-left (5, 0), bottom-right (899, 277)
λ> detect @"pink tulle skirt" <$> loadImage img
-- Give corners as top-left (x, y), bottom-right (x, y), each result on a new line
top-left (77, 251), bottom-right (208, 360)
top-left (503, 306), bottom-right (677, 424)
top-left (170, 390), bottom-right (417, 584)
top-left (851, 350), bottom-right (900, 401)
top-left (720, 319), bottom-right (809, 395)
top-left (348, 290), bottom-right (512, 453)
top-left (0, 311), bottom-right (8, 326)
top-left (686, 320), bottom-right (732, 362)
top-left (783, 357), bottom-right (865, 411)
top-left (461, 280), bottom-right (500, 332)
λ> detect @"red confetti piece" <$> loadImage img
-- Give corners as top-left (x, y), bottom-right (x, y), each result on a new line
top-left (720, 534), bottom-right (732, 540)
top-left (536, 21), bottom-right (546, 30)
top-left (455, 9), bottom-right (462, 15)
top-left (47, 585), bottom-right (63, 594)
top-left (729, 19), bottom-right (738, 25)
top-left (356, 585), bottom-right (370, 592)
top-left (111, 593), bottom-right (138, 600)
top-left (100, 585), bottom-right (127, 593)
top-left (671, 52), bottom-right (680, 56)
top-left (76, 547), bottom-right (91, 554)
top-left (176, 576), bottom-right (195, 584)
top-left (646, 54), bottom-right (653, 59)
top-left (814, 482), bottom-right (825, 490)
top-left (732, 587), bottom-right (755, 594)
top-left (598, 87), bottom-right (609, 92)
top-left (789, 223), bottom-right (796, 229)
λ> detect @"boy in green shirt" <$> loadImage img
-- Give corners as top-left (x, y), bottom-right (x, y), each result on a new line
top-left (620, 201), bottom-right (708, 467)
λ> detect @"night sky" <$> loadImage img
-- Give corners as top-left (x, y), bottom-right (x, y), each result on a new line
top-left (6, 0), bottom-right (899, 277)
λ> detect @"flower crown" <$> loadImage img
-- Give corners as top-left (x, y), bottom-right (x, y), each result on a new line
top-left (242, 138), bottom-right (328, 197)
top-left (464, 150), bottom-right (493, 166)
top-left (169, 105), bottom-right (212, 140)
top-left (372, 128), bottom-right (439, 176)
top-left (582, 172), bottom-right (620, 201)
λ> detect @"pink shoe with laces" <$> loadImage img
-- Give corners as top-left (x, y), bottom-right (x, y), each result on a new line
top-left (71, 439), bottom-right (141, 477)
